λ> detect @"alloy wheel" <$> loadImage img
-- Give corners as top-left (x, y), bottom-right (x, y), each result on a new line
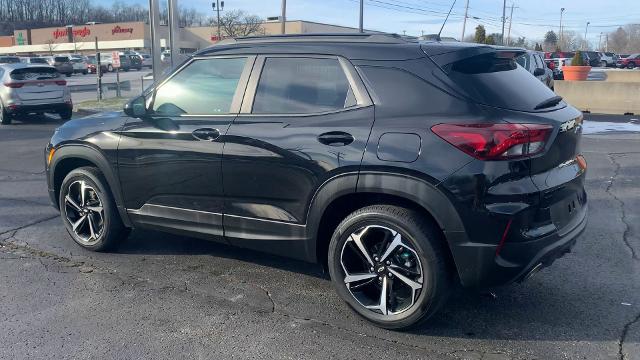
top-left (340, 225), bottom-right (424, 316)
top-left (64, 180), bottom-right (105, 244)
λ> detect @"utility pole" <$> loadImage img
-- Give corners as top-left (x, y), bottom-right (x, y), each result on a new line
top-left (212, 1), bottom-right (224, 41)
top-left (461, 0), bottom-right (469, 41)
top-left (95, 36), bottom-right (102, 101)
top-left (598, 32), bottom-right (603, 50)
top-left (583, 21), bottom-right (590, 50)
top-left (506, 3), bottom-right (517, 46)
top-left (149, 0), bottom-right (162, 82)
top-left (559, 8), bottom-right (565, 49)
top-left (168, 0), bottom-right (179, 68)
top-left (606, 34), bottom-right (609, 51)
top-left (501, 0), bottom-right (507, 45)
top-left (359, 0), bottom-right (364, 33)
top-left (281, 0), bottom-right (286, 34)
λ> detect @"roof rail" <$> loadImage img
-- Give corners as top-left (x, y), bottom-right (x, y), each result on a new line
top-left (215, 33), bottom-right (412, 46)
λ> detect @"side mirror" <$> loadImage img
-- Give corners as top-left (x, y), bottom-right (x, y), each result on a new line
top-left (534, 68), bottom-right (546, 76)
top-left (124, 95), bottom-right (147, 118)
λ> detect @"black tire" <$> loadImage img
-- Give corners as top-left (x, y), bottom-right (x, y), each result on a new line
top-left (328, 205), bottom-right (452, 330)
top-left (58, 108), bottom-right (72, 121)
top-left (0, 103), bottom-right (12, 125)
top-left (629, 63), bottom-right (636, 69)
top-left (83, 70), bottom-right (88, 75)
top-left (65, 73), bottom-right (71, 77)
top-left (59, 167), bottom-right (127, 251)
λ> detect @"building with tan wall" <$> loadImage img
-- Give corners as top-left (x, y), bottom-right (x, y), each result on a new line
top-left (1, 20), bottom-right (364, 55)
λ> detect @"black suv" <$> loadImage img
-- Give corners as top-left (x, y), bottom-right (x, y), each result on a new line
top-left (45, 34), bottom-right (587, 329)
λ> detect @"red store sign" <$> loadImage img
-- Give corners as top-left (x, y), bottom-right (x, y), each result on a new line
top-left (112, 26), bottom-right (134, 35)
top-left (52, 26), bottom-right (91, 39)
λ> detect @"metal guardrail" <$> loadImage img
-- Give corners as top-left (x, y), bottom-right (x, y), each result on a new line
top-left (68, 80), bottom-right (131, 93)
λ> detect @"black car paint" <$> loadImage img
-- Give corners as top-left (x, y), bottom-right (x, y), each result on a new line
top-left (46, 39), bottom-right (587, 288)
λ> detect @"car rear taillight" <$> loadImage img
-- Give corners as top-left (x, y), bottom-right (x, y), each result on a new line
top-left (55, 80), bottom-right (67, 86)
top-left (431, 123), bottom-right (553, 160)
top-left (3, 82), bottom-right (24, 88)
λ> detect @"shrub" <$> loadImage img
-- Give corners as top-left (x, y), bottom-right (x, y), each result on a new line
top-left (571, 50), bottom-right (588, 66)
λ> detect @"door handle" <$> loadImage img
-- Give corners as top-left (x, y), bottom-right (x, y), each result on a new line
top-left (318, 131), bottom-right (354, 146)
top-left (192, 128), bottom-right (221, 141)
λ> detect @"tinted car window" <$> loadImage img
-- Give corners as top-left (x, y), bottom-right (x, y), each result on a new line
top-left (447, 53), bottom-right (557, 112)
top-left (54, 56), bottom-right (69, 62)
top-left (29, 57), bottom-right (48, 64)
top-left (515, 54), bottom-right (530, 69)
top-left (10, 67), bottom-right (60, 80)
top-left (153, 57), bottom-right (247, 116)
top-left (252, 57), bottom-right (352, 114)
top-left (0, 56), bottom-right (21, 64)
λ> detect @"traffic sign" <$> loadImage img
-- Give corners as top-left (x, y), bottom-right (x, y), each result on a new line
top-left (111, 51), bottom-right (120, 68)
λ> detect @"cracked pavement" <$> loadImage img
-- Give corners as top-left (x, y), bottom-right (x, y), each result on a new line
top-left (1, 114), bottom-right (639, 360)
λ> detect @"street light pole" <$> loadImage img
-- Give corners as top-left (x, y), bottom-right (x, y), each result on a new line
top-left (559, 8), bottom-right (565, 49)
top-left (461, 0), bottom-right (469, 41)
top-left (583, 21), bottom-right (590, 50)
top-left (281, 0), bottom-right (286, 34)
top-left (359, 0), bottom-right (364, 33)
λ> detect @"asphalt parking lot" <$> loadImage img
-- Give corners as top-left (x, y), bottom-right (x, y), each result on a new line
top-left (0, 113), bottom-right (639, 360)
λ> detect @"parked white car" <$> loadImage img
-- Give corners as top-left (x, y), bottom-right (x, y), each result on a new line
top-left (0, 63), bottom-right (72, 124)
top-left (597, 52), bottom-right (619, 67)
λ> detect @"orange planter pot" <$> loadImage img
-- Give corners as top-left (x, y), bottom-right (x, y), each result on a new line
top-left (563, 65), bottom-right (591, 81)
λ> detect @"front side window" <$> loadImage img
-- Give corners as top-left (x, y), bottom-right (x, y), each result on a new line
top-left (252, 57), bottom-right (354, 114)
top-left (153, 57), bottom-right (247, 116)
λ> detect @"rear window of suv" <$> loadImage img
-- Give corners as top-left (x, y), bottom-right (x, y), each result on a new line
top-left (10, 67), bottom-right (60, 80)
top-left (446, 52), bottom-right (558, 112)
top-left (54, 57), bottom-right (69, 62)
top-left (28, 57), bottom-right (48, 64)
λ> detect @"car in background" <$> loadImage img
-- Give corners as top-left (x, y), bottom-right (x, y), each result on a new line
top-left (126, 54), bottom-right (142, 70)
top-left (70, 57), bottom-right (89, 75)
top-left (20, 57), bottom-right (50, 65)
top-left (42, 56), bottom-right (73, 77)
top-left (118, 55), bottom-right (131, 71)
top-left (0, 63), bottom-right (72, 124)
top-left (582, 51), bottom-right (602, 67)
top-left (139, 53), bottom-right (152, 68)
top-left (517, 50), bottom-right (554, 90)
top-left (617, 54), bottom-right (640, 69)
top-left (86, 55), bottom-right (107, 74)
top-left (0, 56), bottom-right (21, 64)
top-left (598, 52), bottom-right (619, 67)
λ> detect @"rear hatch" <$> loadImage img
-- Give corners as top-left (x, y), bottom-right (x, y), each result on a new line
top-left (9, 67), bottom-right (65, 102)
top-left (424, 43), bottom-right (586, 231)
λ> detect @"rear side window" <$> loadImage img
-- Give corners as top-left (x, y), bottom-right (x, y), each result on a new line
top-left (252, 57), bottom-right (354, 114)
top-left (447, 53), bottom-right (557, 112)
top-left (10, 67), bottom-right (60, 80)
top-left (153, 57), bottom-right (247, 116)
top-left (29, 58), bottom-right (48, 64)
top-left (515, 54), bottom-right (530, 70)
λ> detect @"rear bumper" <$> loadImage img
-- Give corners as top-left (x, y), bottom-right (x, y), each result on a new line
top-left (7, 102), bottom-right (71, 114)
top-left (447, 202), bottom-right (586, 288)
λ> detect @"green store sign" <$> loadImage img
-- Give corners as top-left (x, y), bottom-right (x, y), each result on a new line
top-left (16, 32), bottom-right (25, 45)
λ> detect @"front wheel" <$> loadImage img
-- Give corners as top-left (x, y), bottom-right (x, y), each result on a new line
top-left (328, 205), bottom-right (452, 330)
top-left (59, 167), bottom-right (127, 251)
top-left (0, 103), bottom-right (12, 125)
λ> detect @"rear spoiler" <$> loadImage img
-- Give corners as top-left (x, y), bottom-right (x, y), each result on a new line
top-left (421, 43), bottom-right (526, 69)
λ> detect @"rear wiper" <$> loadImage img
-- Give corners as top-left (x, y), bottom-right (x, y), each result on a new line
top-left (534, 95), bottom-right (563, 110)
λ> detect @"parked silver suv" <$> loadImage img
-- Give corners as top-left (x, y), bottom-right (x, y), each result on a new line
top-left (0, 64), bottom-right (72, 124)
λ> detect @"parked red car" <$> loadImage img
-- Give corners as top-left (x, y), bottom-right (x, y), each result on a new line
top-left (617, 53), bottom-right (640, 68)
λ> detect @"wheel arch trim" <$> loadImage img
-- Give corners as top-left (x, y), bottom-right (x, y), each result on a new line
top-left (49, 144), bottom-right (132, 227)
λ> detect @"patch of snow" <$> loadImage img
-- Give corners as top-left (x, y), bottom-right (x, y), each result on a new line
top-left (582, 121), bottom-right (640, 134)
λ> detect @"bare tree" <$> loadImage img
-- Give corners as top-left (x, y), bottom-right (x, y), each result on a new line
top-left (218, 10), bottom-right (264, 38)
top-left (44, 39), bottom-right (59, 55)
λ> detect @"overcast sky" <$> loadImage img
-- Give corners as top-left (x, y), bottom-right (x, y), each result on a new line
top-left (133, 0), bottom-right (639, 44)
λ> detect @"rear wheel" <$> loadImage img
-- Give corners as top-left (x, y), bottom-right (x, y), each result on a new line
top-left (59, 167), bottom-right (127, 251)
top-left (328, 205), bottom-right (452, 330)
top-left (58, 108), bottom-right (72, 121)
top-left (601, 60), bottom-right (607, 67)
top-left (0, 103), bottom-right (12, 125)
